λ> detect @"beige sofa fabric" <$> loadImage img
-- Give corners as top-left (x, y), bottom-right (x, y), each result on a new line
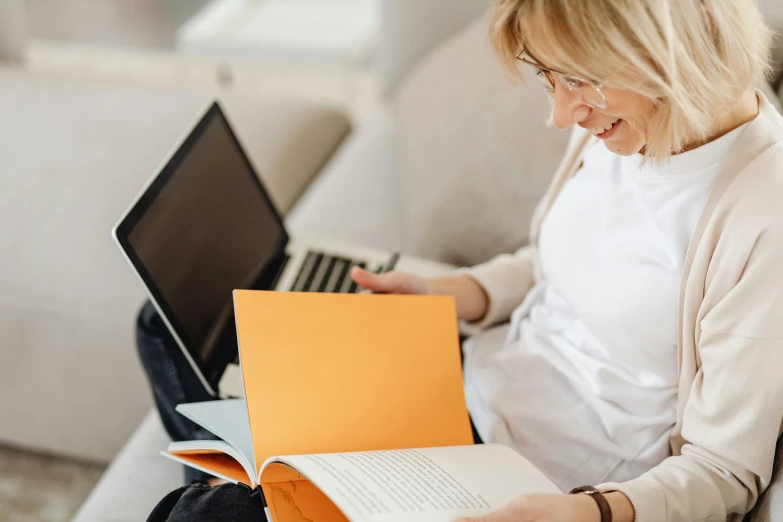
top-left (761, 80), bottom-right (782, 113)
top-left (286, 107), bottom-right (405, 250)
top-left (0, 0), bottom-right (25, 63)
top-left (0, 69), bottom-right (349, 461)
top-left (761, 0), bottom-right (783, 79)
top-left (379, 0), bottom-right (489, 97)
top-left (71, 411), bottom-right (181, 522)
top-left (227, 99), bottom-right (351, 215)
top-left (393, 15), bottom-right (570, 266)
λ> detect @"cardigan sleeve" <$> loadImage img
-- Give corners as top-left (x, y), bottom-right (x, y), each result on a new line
top-left (599, 334), bottom-right (783, 522)
top-left (599, 218), bottom-right (783, 522)
top-left (455, 245), bottom-right (536, 329)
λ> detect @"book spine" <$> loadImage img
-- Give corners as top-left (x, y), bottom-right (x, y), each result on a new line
top-left (238, 483), bottom-right (270, 521)
top-left (258, 487), bottom-right (271, 522)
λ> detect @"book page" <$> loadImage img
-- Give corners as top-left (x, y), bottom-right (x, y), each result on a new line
top-left (164, 449), bottom-right (252, 487)
top-left (176, 399), bottom-right (255, 469)
top-left (261, 463), bottom-right (349, 522)
top-left (263, 444), bottom-right (560, 522)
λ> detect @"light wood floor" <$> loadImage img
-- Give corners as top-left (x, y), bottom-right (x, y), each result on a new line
top-left (0, 444), bottom-right (104, 522)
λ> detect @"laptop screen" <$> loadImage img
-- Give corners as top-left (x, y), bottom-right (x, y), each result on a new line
top-left (117, 103), bottom-right (288, 390)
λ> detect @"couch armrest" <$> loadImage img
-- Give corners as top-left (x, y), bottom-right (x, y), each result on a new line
top-left (72, 411), bottom-right (180, 522)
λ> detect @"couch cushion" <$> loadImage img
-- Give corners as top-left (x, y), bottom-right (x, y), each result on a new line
top-left (761, 80), bottom-right (782, 114)
top-left (760, 0), bottom-right (783, 83)
top-left (225, 96), bottom-right (351, 215)
top-left (72, 411), bottom-right (181, 522)
top-left (0, 68), bottom-right (349, 322)
top-left (379, 0), bottom-right (488, 96)
top-left (0, 0), bottom-right (24, 62)
top-left (393, 15), bottom-right (571, 266)
top-left (0, 68), bottom-right (349, 461)
top-left (286, 107), bottom-right (405, 251)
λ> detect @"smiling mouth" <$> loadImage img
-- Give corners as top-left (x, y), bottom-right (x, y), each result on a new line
top-left (593, 119), bottom-right (622, 139)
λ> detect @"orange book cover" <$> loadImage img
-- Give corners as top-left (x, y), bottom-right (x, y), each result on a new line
top-left (165, 290), bottom-right (476, 520)
top-left (234, 291), bottom-right (473, 469)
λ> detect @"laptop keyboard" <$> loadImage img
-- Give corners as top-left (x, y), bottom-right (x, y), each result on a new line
top-left (289, 250), bottom-right (378, 293)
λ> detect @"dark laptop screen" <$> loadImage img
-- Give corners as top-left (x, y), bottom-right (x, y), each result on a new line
top-left (121, 104), bottom-right (287, 386)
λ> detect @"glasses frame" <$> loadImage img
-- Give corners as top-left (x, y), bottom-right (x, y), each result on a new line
top-left (516, 48), bottom-right (608, 110)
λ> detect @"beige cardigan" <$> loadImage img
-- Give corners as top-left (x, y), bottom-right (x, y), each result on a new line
top-left (463, 91), bottom-right (783, 522)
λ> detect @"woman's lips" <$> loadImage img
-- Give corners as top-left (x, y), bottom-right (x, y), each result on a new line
top-left (597, 119), bottom-right (622, 139)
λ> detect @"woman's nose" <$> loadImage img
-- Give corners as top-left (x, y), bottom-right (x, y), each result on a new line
top-left (551, 85), bottom-right (591, 129)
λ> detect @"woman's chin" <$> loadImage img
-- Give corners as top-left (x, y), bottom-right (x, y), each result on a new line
top-left (602, 141), bottom-right (636, 156)
top-left (602, 135), bottom-right (646, 156)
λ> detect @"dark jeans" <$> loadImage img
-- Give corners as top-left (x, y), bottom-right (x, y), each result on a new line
top-left (137, 300), bottom-right (481, 521)
top-left (147, 483), bottom-right (264, 522)
top-left (136, 301), bottom-right (220, 485)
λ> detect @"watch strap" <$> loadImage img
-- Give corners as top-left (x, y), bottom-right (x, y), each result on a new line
top-left (569, 485), bottom-right (612, 522)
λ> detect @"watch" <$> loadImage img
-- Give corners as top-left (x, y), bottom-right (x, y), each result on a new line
top-left (569, 485), bottom-right (612, 522)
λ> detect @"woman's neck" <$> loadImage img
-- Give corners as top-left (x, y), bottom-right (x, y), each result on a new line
top-left (678, 88), bottom-right (760, 154)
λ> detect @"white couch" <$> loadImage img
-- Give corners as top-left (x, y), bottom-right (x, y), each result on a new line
top-left (0, 0), bottom-right (25, 63)
top-left (0, 72), bottom-right (351, 465)
top-left (12, 0), bottom-right (777, 520)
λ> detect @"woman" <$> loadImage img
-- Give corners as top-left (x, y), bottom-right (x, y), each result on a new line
top-left (144, 0), bottom-right (783, 521)
top-left (354, 1), bottom-right (783, 520)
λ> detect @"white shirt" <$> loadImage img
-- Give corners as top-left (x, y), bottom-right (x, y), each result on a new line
top-left (463, 123), bottom-right (751, 491)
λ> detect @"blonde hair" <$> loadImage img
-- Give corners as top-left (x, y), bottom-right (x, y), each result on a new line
top-left (490, 0), bottom-right (774, 160)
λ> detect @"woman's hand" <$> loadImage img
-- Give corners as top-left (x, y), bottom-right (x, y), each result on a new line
top-left (456, 492), bottom-right (634, 522)
top-left (350, 267), bottom-right (490, 322)
top-left (456, 494), bottom-right (598, 522)
top-left (350, 266), bottom-right (429, 295)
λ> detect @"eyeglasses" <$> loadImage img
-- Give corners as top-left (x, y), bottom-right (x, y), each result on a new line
top-left (516, 49), bottom-right (608, 110)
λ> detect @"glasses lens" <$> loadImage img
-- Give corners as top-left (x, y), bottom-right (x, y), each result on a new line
top-left (558, 73), bottom-right (607, 109)
top-left (582, 85), bottom-right (607, 109)
top-left (523, 63), bottom-right (555, 92)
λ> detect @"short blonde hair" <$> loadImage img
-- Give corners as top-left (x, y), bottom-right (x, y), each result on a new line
top-left (490, 0), bottom-right (774, 160)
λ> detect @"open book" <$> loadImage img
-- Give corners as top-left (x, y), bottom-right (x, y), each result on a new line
top-left (164, 291), bottom-right (559, 521)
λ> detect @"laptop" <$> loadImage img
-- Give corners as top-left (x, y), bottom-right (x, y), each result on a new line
top-left (113, 102), bottom-right (453, 398)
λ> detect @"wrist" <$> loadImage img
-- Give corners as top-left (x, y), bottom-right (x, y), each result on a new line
top-left (570, 487), bottom-right (634, 522)
top-left (421, 276), bottom-right (437, 296)
top-left (605, 492), bottom-right (635, 522)
top-left (427, 275), bottom-right (489, 322)
top-left (572, 493), bottom-right (602, 522)
top-left (454, 274), bottom-right (489, 322)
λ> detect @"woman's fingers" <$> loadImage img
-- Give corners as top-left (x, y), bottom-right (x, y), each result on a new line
top-left (350, 266), bottom-right (431, 295)
top-left (453, 497), bottom-right (527, 522)
top-left (455, 494), bottom-right (591, 522)
top-left (350, 266), bottom-right (421, 294)
top-left (350, 266), bottom-right (396, 293)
